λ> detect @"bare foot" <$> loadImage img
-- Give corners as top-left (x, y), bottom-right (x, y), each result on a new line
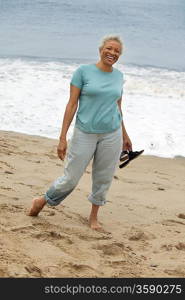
top-left (89, 216), bottom-right (102, 230)
top-left (27, 197), bottom-right (46, 216)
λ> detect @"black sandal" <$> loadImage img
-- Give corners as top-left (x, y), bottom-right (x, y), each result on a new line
top-left (119, 150), bottom-right (144, 168)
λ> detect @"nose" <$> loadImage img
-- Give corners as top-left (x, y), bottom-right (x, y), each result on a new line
top-left (109, 49), bottom-right (115, 55)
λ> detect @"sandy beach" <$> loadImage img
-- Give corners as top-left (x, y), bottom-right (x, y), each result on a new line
top-left (0, 130), bottom-right (185, 278)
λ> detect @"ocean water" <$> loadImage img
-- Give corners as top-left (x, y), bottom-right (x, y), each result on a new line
top-left (0, 0), bottom-right (185, 158)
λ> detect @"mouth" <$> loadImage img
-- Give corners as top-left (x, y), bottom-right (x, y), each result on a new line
top-left (105, 55), bottom-right (116, 63)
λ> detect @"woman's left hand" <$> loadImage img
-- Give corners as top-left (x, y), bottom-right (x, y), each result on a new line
top-left (123, 135), bottom-right (132, 151)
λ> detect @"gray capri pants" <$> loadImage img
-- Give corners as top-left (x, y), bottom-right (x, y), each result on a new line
top-left (45, 126), bottom-right (122, 206)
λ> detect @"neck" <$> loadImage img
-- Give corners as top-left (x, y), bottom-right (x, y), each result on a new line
top-left (96, 61), bottom-right (113, 72)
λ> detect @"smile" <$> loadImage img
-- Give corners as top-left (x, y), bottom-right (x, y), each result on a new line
top-left (106, 55), bottom-right (116, 61)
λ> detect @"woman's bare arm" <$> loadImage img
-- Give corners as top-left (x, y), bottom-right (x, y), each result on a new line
top-left (57, 85), bottom-right (81, 160)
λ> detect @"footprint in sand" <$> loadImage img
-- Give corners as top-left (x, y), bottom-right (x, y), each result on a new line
top-left (177, 213), bottom-right (185, 219)
top-left (59, 225), bottom-right (112, 241)
top-left (12, 204), bottom-right (24, 211)
top-left (0, 267), bottom-right (10, 277)
top-left (127, 229), bottom-right (156, 241)
top-left (175, 242), bottom-right (185, 250)
top-left (78, 231), bottom-right (112, 241)
top-left (106, 259), bottom-right (127, 266)
top-left (12, 197), bottom-right (19, 201)
top-left (25, 264), bottom-right (42, 276)
top-left (0, 204), bottom-right (24, 213)
top-left (94, 242), bottom-right (125, 256)
top-left (10, 225), bottom-right (37, 232)
top-left (0, 161), bottom-right (14, 169)
top-left (46, 211), bottom-right (55, 216)
top-left (161, 244), bottom-right (173, 251)
top-left (162, 219), bottom-right (185, 226)
top-left (32, 231), bottom-right (74, 245)
top-left (15, 182), bottom-right (34, 188)
top-left (62, 262), bottom-right (97, 276)
top-left (4, 171), bottom-right (14, 175)
top-left (0, 203), bottom-right (9, 210)
top-left (157, 187), bottom-right (165, 191)
top-left (0, 187), bottom-right (13, 191)
top-left (32, 231), bottom-right (62, 240)
top-left (164, 266), bottom-right (185, 277)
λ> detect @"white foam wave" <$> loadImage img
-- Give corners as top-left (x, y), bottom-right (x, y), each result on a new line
top-left (118, 63), bottom-right (185, 100)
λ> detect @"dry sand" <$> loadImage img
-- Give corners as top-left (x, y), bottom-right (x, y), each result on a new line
top-left (0, 130), bottom-right (185, 278)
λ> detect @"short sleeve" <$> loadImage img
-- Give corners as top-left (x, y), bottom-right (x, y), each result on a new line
top-left (70, 66), bottom-right (83, 89)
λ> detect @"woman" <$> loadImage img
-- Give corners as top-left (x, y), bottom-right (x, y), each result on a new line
top-left (28, 35), bottom-right (132, 230)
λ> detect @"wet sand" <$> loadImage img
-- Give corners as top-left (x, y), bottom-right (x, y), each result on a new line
top-left (0, 130), bottom-right (185, 278)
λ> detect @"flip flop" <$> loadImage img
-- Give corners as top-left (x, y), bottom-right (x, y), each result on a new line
top-left (119, 150), bottom-right (144, 168)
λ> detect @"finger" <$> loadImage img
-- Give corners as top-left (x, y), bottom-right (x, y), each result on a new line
top-left (57, 150), bottom-right (63, 160)
top-left (60, 150), bottom-right (66, 161)
top-left (125, 144), bottom-right (132, 151)
top-left (58, 154), bottom-right (64, 161)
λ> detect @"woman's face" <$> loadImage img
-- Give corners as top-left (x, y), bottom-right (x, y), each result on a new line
top-left (99, 40), bottom-right (121, 66)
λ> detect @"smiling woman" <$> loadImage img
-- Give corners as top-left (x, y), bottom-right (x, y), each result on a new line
top-left (97, 35), bottom-right (123, 71)
top-left (28, 34), bottom-right (132, 231)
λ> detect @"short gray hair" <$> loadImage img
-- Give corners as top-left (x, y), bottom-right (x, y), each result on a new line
top-left (99, 35), bottom-right (123, 54)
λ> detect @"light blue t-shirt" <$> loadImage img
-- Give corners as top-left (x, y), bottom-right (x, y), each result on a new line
top-left (70, 64), bottom-right (124, 133)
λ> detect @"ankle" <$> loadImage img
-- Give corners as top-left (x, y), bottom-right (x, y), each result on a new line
top-left (89, 213), bottom-right (97, 219)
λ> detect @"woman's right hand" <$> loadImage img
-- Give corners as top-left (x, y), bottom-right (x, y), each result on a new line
top-left (57, 139), bottom-right (67, 161)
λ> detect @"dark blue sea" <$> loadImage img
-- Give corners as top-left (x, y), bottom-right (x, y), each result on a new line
top-left (0, 0), bottom-right (185, 70)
